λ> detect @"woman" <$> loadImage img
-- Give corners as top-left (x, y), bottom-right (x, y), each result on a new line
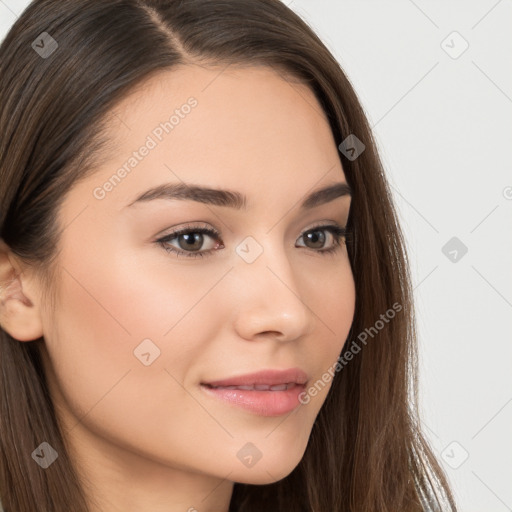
top-left (0, 0), bottom-right (457, 510)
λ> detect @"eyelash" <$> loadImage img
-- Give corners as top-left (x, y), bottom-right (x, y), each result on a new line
top-left (155, 222), bottom-right (351, 259)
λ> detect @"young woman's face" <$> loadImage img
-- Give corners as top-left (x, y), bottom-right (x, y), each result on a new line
top-left (39, 65), bottom-right (355, 505)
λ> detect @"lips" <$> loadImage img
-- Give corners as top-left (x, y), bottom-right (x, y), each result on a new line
top-left (201, 368), bottom-right (308, 389)
top-left (200, 368), bottom-right (309, 416)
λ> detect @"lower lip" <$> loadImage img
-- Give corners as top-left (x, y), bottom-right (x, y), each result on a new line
top-left (200, 384), bottom-right (306, 416)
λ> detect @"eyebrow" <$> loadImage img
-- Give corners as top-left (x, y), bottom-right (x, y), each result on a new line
top-left (125, 181), bottom-right (352, 210)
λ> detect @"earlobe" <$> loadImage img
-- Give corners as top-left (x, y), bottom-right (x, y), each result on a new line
top-left (0, 241), bottom-right (44, 342)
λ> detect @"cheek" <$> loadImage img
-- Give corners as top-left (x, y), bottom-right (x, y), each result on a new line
top-left (302, 261), bottom-right (355, 404)
top-left (43, 250), bottom-right (205, 423)
top-left (43, 256), bottom-right (218, 465)
top-left (45, 233), bottom-right (235, 392)
top-left (311, 259), bottom-right (355, 350)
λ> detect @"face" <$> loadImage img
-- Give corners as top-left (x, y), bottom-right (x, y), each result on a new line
top-left (38, 65), bottom-right (355, 497)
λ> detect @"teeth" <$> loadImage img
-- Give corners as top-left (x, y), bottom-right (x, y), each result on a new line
top-left (269, 384), bottom-right (288, 391)
top-left (209, 383), bottom-right (295, 391)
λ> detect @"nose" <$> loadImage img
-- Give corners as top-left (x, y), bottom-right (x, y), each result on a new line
top-left (230, 241), bottom-right (314, 343)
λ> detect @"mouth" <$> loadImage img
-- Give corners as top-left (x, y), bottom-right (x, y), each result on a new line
top-left (199, 368), bottom-right (309, 416)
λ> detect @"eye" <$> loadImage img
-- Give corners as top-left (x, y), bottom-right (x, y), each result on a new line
top-left (156, 222), bottom-right (221, 259)
top-left (296, 224), bottom-right (349, 255)
top-left (155, 222), bottom-right (350, 259)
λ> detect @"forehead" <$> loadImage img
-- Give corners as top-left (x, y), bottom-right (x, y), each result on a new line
top-left (67, 64), bottom-right (346, 214)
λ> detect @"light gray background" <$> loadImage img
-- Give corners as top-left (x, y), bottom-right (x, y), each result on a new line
top-left (1, 1), bottom-right (511, 510)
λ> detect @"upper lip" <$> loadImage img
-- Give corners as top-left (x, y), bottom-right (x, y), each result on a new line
top-left (202, 368), bottom-right (308, 387)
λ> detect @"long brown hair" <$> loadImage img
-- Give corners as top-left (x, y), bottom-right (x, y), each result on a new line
top-left (0, 1), bottom-right (457, 510)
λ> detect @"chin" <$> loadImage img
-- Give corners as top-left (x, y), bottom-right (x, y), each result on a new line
top-left (231, 459), bottom-right (302, 486)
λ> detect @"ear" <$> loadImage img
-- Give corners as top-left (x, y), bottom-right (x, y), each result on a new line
top-left (0, 239), bottom-right (44, 341)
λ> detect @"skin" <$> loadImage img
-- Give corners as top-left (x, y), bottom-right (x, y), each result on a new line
top-left (0, 65), bottom-right (355, 512)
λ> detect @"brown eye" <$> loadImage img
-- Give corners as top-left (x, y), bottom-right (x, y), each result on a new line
top-left (297, 225), bottom-right (348, 254)
top-left (175, 232), bottom-right (208, 252)
top-left (156, 225), bottom-right (222, 259)
top-left (303, 229), bottom-right (327, 249)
